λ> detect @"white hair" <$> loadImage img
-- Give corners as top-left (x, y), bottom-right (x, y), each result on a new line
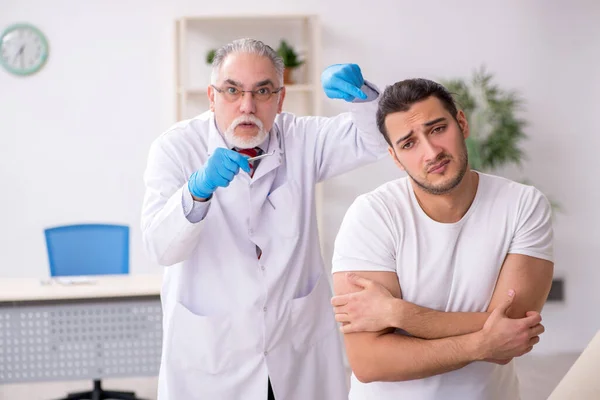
top-left (210, 38), bottom-right (284, 85)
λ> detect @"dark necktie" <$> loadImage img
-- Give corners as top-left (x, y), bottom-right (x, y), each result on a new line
top-left (234, 147), bottom-right (263, 177)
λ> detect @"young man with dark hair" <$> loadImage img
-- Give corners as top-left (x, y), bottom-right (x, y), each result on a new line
top-left (331, 78), bottom-right (554, 400)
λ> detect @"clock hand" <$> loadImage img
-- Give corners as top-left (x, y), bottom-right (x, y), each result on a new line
top-left (13, 45), bottom-right (24, 65)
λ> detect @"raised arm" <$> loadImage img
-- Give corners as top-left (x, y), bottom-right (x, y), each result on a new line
top-left (299, 64), bottom-right (388, 182)
top-left (141, 132), bottom-right (251, 266)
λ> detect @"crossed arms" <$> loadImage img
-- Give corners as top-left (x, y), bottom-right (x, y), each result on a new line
top-left (331, 253), bottom-right (554, 383)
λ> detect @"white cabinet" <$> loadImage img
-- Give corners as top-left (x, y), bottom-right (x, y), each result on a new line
top-left (174, 14), bottom-right (322, 121)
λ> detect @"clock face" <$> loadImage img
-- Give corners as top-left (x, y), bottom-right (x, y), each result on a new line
top-left (0, 23), bottom-right (49, 76)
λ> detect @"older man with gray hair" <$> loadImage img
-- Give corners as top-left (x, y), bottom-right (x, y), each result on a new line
top-left (141, 38), bottom-right (388, 400)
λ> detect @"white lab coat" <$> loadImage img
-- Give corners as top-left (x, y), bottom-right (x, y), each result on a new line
top-left (141, 97), bottom-right (388, 400)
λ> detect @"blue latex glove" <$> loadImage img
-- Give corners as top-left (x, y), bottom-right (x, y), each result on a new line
top-left (188, 148), bottom-right (251, 199)
top-left (321, 63), bottom-right (368, 102)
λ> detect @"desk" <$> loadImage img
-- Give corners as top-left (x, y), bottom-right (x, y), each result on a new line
top-left (0, 274), bottom-right (163, 384)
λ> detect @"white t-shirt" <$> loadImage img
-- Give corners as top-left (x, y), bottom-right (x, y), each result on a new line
top-left (332, 172), bottom-right (554, 400)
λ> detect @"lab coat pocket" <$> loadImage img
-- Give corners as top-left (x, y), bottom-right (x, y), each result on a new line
top-left (290, 272), bottom-right (337, 351)
top-left (168, 301), bottom-right (240, 374)
top-left (263, 182), bottom-right (300, 238)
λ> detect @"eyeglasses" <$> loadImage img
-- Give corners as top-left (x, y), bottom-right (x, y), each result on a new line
top-left (211, 85), bottom-right (283, 102)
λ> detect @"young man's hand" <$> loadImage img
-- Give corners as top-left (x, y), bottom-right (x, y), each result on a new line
top-left (331, 273), bottom-right (400, 333)
top-left (475, 290), bottom-right (545, 361)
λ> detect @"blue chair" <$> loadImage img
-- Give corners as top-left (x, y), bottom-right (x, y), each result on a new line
top-left (43, 223), bottom-right (143, 400)
top-left (44, 223), bottom-right (129, 277)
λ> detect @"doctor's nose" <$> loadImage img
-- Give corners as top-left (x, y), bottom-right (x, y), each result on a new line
top-left (239, 92), bottom-right (257, 114)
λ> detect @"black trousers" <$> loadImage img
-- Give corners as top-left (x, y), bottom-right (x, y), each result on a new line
top-left (268, 378), bottom-right (275, 400)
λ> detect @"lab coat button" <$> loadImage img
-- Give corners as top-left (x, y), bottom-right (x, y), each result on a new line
top-left (260, 265), bottom-right (265, 271)
top-left (263, 307), bottom-right (267, 312)
top-left (263, 351), bottom-right (268, 356)
top-left (248, 228), bottom-right (254, 235)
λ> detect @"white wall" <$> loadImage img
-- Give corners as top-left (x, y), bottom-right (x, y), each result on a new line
top-left (1, 0), bottom-right (598, 364)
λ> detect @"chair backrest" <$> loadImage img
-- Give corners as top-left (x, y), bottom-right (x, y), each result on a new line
top-left (44, 224), bottom-right (129, 277)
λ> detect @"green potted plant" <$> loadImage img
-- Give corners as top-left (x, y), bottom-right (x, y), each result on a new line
top-left (206, 48), bottom-right (216, 65)
top-left (276, 39), bottom-right (304, 84)
top-left (442, 67), bottom-right (560, 211)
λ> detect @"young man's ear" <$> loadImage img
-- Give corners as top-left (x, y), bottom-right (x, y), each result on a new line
top-left (208, 85), bottom-right (216, 112)
top-left (456, 110), bottom-right (470, 139)
top-left (388, 146), bottom-right (405, 171)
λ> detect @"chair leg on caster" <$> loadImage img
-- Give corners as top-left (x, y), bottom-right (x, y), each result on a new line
top-left (54, 379), bottom-right (142, 400)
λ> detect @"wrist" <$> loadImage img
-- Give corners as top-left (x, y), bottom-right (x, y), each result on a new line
top-left (191, 194), bottom-right (210, 202)
top-left (188, 172), bottom-right (213, 200)
top-left (447, 332), bottom-right (487, 365)
top-left (189, 185), bottom-right (212, 201)
top-left (391, 299), bottom-right (426, 332)
top-left (388, 298), bottom-right (406, 329)
top-left (466, 331), bottom-right (488, 361)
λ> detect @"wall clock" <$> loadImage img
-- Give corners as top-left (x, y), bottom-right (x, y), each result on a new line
top-left (0, 23), bottom-right (49, 76)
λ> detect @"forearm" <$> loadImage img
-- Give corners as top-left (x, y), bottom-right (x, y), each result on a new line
top-left (392, 299), bottom-right (489, 339)
top-left (348, 330), bottom-right (483, 383)
top-left (349, 83), bottom-right (387, 152)
top-left (141, 185), bottom-right (206, 266)
top-left (313, 89), bottom-right (387, 182)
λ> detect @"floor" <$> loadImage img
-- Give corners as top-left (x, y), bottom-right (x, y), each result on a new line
top-left (515, 353), bottom-right (580, 400)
